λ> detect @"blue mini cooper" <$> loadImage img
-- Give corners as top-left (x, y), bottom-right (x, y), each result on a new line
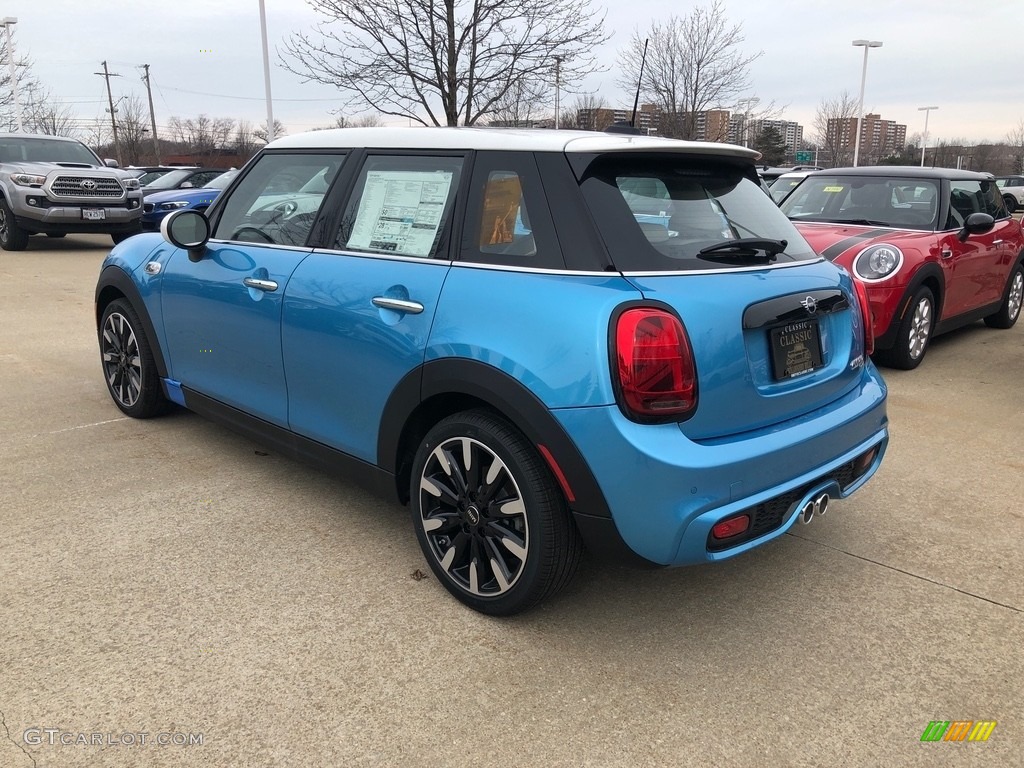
top-left (95, 127), bottom-right (888, 615)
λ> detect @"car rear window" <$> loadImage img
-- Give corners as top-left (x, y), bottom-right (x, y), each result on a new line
top-left (579, 155), bottom-right (819, 272)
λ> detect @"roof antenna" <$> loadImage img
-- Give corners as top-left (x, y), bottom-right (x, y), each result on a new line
top-left (606, 38), bottom-right (647, 135)
top-left (630, 38), bottom-right (649, 128)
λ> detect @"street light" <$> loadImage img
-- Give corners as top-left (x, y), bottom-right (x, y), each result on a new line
top-left (2, 17), bottom-right (22, 132)
top-left (851, 39), bottom-right (882, 167)
top-left (258, 0), bottom-right (275, 143)
top-left (918, 106), bottom-right (938, 167)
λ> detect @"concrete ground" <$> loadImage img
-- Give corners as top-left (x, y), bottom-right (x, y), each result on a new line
top-left (1, 234), bottom-right (1021, 768)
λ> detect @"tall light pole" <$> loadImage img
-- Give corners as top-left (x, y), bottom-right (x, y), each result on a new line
top-left (851, 39), bottom-right (882, 167)
top-left (918, 106), bottom-right (938, 167)
top-left (553, 55), bottom-right (564, 129)
top-left (258, 0), bottom-right (275, 143)
top-left (2, 17), bottom-right (22, 131)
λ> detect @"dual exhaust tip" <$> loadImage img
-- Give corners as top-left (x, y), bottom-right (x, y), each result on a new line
top-left (800, 493), bottom-right (830, 524)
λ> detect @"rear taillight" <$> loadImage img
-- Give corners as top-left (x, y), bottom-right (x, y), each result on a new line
top-left (614, 307), bottom-right (697, 422)
top-left (852, 278), bottom-right (875, 357)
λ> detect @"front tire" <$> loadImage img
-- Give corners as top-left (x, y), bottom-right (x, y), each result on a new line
top-left (0, 198), bottom-right (29, 251)
top-left (410, 410), bottom-right (582, 615)
top-left (984, 262), bottom-right (1024, 329)
top-left (99, 299), bottom-right (169, 418)
top-left (874, 286), bottom-right (934, 370)
top-left (1003, 195), bottom-right (1018, 214)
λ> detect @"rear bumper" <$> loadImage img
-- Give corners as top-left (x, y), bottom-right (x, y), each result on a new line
top-left (554, 368), bottom-right (888, 566)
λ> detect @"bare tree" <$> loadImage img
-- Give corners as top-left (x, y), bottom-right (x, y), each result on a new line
top-left (1007, 119), bottom-right (1024, 174)
top-left (354, 113), bottom-right (385, 128)
top-left (115, 94), bottom-right (152, 166)
top-left (616, 2), bottom-right (762, 140)
top-left (568, 94), bottom-right (609, 131)
top-left (167, 114), bottom-right (235, 164)
top-left (21, 83), bottom-right (78, 137)
top-left (253, 119), bottom-right (287, 144)
top-left (0, 31), bottom-right (37, 130)
top-left (487, 80), bottom-right (547, 127)
top-left (281, 0), bottom-right (608, 127)
top-left (812, 90), bottom-right (859, 167)
top-left (233, 120), bottom-right (261, 160)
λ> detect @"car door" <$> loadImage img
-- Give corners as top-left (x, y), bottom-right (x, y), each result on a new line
top-left (939, 180), bottom-right (1008, 317)
top-left (282, 152), bottom-right (465, 462)
top-left (159, 152), bottom-right (343, 426)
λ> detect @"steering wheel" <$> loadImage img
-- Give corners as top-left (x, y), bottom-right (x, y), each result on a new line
top-left (231, 226), bottom-right (275, 244)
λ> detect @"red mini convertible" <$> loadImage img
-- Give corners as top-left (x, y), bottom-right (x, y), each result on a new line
top-left (780, 167), bottom-right (1024, 369)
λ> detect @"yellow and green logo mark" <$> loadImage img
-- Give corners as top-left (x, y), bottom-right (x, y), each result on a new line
top-left (920, 720), bottom-right (996, 742)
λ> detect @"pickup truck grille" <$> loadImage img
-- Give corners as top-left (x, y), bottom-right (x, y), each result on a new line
top-left (50, 175), bottom-right (125, 199)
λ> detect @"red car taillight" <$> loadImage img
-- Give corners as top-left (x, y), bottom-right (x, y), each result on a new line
top-left (614, 307), bottom-right (698, 422)
top-left (852, 278), bottom-right (875, 357)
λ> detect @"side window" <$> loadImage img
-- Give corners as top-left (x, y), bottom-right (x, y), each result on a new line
top-left (461, 152), bottom-right (564, 269)
top-left (946, 181), bottom-right (984, 229)
top-left (212, 153), bottom-right (343, 246)
top-left (979, 180), bottom-right (1007, 218)
top-left (334, 154), bottom-right (462, 259)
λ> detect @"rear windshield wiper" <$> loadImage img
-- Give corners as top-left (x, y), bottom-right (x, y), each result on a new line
top-left (697, 238), bottom-right (787, 263)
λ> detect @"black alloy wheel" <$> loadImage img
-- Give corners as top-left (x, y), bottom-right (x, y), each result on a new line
top-left (411, 410), bottom-right (582, 615)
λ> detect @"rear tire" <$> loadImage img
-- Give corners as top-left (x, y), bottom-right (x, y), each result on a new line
top-left (0, 198), bottom-right (29, 251)
top-left (1003, 195), bottom-right (1018, 214)
top-left (410, 409), bottom-right (582, 615)
top-left (874, 286), bottom-right (934, 370)
top-left (984, 262), bottom-right (1024, 329)
top-left (98, 298), bottom-right (170, 418)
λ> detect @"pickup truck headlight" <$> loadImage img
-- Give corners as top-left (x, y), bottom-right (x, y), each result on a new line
top-left (854, 243), bottom-right (903, 281)
top-left (123, 178), bottom-right (141, 191)
top-left (157, 201), bottom-right (190, 211)
top-left (10, 173), bottom-right (47, 187)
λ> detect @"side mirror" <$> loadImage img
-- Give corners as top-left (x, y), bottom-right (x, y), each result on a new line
top-left (161, 209), bottom-right (211, 262)
top-left (104, 158), bottom-right (119, 168)
top-left (958, 212), bottom-right (995, 242)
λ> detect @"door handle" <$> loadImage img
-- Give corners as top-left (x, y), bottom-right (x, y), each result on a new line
top-left (244, 277), bottom-right (279, 292)
top-left (372, 296), bottom-right (424, 314)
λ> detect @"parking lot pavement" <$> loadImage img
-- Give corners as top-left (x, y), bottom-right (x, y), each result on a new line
top-left (1, 235), bottom-right (1021, 767)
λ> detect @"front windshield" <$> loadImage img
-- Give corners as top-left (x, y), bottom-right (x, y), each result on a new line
top-left (207, 170), bottom-right (238, 190)
top-left (0, 137), bottom-right (101, 165)
top-left (780, 175), bottom-right (940, 231)
top-left (143, 169), bottom-right (195, 190)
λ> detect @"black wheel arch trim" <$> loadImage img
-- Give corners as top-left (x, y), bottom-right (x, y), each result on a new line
top-left (95, 264), bottom-right (169, 379)
top-left (376, 358), bottom-right (651, 563)
top-left (873, 264), bottom-right (945, 352)
top-left (379, 358), bottom-right (613, 517)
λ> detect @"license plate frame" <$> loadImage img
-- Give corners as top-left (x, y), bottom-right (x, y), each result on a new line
top-left (769, 318), bottom-right (824, 380)
top-left (82, 208), bottom-right (106, 221)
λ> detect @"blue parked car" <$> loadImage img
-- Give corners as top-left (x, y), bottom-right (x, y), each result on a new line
top-left (141, 169), bottom-right (239, 231)
top-left (94, 127), bottom-right (888, 615)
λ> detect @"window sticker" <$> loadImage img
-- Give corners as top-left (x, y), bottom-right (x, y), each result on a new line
top-left (822, 186), bottom-right (845, 193)
top-left (348, 170), bottom-right (453, 257)
top-left (480, 174), bottom-right (523, 246)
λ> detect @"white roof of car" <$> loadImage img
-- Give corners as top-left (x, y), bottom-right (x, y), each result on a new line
top-left (268, 126), bottom-right (759, 160)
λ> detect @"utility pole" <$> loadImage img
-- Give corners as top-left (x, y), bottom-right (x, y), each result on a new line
top-left (95, 60), bottom-right (122, 165)
top-left (140, 64), bottom-right (161, 164)
top-left (553, 55), bottom-right (563, 130)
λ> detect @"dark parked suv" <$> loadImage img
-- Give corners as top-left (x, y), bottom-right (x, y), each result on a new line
top-left (0, 133), bottom-right (143, 249)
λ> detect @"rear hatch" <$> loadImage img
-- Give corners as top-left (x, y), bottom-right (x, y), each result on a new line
top-left (575, 151), bottom-right (867, 440)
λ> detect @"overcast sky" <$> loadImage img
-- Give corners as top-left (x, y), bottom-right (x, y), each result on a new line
top-left (6, 0), bottom-right (1022, 146)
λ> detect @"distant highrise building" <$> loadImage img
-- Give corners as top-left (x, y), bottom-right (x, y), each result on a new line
top-left (827, 113), bottom-right (907, 164)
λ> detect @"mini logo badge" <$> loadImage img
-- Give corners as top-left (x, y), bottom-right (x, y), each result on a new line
top-left (80, 179), bottom-right (98, 191)
top-left (800, 296), bottom-right (818, 314)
